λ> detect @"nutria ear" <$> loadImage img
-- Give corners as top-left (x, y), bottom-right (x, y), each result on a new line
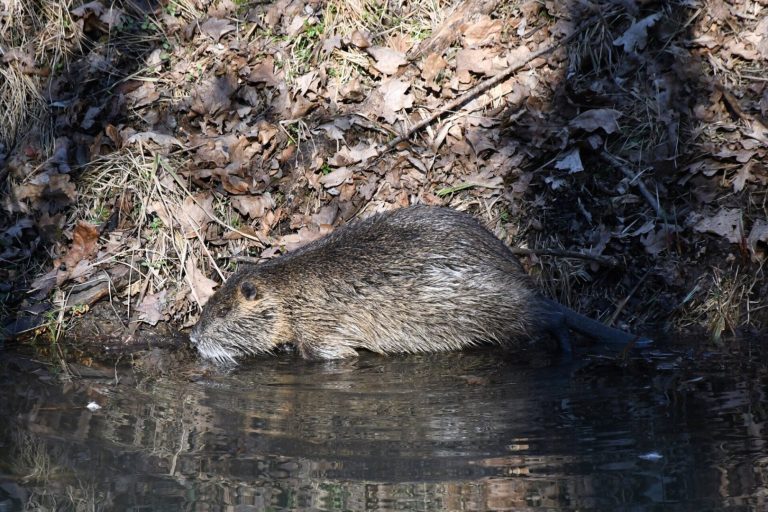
top-left (240, 280), bottom-right (259, 301)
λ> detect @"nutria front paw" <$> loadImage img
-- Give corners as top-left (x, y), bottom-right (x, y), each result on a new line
top-left (299, 342), bottom-right (359, 360)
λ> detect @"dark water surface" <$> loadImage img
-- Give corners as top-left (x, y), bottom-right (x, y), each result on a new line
top-left (1, 343), bottom-right (768, 511)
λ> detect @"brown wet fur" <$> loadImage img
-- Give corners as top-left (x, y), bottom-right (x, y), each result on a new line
top-left (190, 206), bottom-right (644, 363)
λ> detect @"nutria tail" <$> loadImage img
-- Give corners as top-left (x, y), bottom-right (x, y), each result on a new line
top-left (542, 298), bottom-right (653, 349)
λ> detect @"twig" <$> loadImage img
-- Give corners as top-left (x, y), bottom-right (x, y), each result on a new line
top-left (376, 22), bottom-right (593, 157)
top-left (509, 247), bottom-right (620, 268)
top-left (601, 152), bottom-right (667, 220)
top-left (607, 270), bottom-right (649, 327)
top-left (231, 255), bottom-right (261, 264)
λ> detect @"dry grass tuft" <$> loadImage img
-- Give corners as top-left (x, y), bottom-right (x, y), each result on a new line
top-left (683, 267), bottom-right (759, 343)
top-left (0, 66), bottom-right (46, 148)
top-left (79, 146), bottom-right (234, 326)
top-left (527, 236), bottom-right (593, 310)
top-left (0, 0), bottom-right (81, 149)
top-left (320, 0), bottom-right (447, 82)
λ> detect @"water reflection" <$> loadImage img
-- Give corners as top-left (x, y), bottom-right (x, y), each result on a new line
top-left (1, 345), bottom-right (767, 510)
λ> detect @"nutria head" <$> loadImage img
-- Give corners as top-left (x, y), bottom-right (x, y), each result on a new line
top-left (190, 272), bottom-right (282, 364)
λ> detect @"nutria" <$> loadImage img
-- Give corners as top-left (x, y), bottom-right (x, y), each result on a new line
top-left (190, 206), bottom-right (649, 363)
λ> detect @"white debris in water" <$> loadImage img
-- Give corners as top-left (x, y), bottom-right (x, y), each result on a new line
top-left (638, 451), bottom-right (663, 461)
top-left (86, 401), bottom-right (101, 411)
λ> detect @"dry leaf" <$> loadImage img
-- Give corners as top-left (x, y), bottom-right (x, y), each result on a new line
top-left (126, 82), bottom-right (160, 109)
top-left (71, 1), bottom-right (124, 28)
top-left (247, 56), bottom-right (278, 86)
top-left (456, 49), bottom-right (495, 81)
top-left (177, 194), bottom-right (215, 238)
top-left (744, 17), bottom-right (768, 59)
top-left (554, 148), bottom-right (584, 174)
top-left (185, 259), bottom-right (218, 306)
top-left (461, 15), bottom-right (502, 47)
top-left (71, 1), bottom-right (104, 17)
top-left (732, 163), bottom-right (753, 193)
top-left (124, 132), bottom-right (183, 148)
top-left (317, 118), bottom-right (349, 141)
top-left (295, 71), bottom-right (318, 96)
top-left (29, 268), bottom-right (62, 297)
top-left (421, 52), bottom-right (447, 89)
top-left (570, 109), bottom-right (622, 134)
top-left (350, 30), bottom-right (370, 48)
top-left (286, 15), bottom-right (307, 37)
top-left (279, 226), bottom-right (326, 252)
top-left (328, 142), bottom-right (377, 166)
top-left (640, 227), bottom-right (672, 256)
top-left (231, 194), bottom-right (276, 219)
top-left (367, 47), bottom-right (407, 75)
top-left (693, 208), bottom-right (742, 243)
top-left (372, 78), bottom-right (413, 123)
top-left (322, 35), bottom-right (342, 55)
top-left (136, 290), bottom-right (167, 325)
top-left (221, 174), bottom-right (250, 195)
top-left (63, 221), bottom-right (100, 269)
top-left (319, 167), bottom-right (353, 188)
top-left (465, 170), bottom-right (503, 189)
top-left (99, 5), bottom-right (124, 27)
top-left (190, 75), bottom-right (237, 116)
top-left (725, 40), bottom-right (760, 61)
top-left (613, 13), bottom-right (661, 53)
top-left (1, 47), bottom-right (36, 68)
top-left (715, 149), bottom-right (755, 163)
top-left (466, 130), bottom-right (496, 155)
top-left (201, 18), bottom-right (235, 41)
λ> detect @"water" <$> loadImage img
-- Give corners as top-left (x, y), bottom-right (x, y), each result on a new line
top-left (1, 343), bottom-right (767, 511)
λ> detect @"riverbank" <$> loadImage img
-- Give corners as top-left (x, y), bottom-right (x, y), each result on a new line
top-left (1, 0), bottom-right (767, 356)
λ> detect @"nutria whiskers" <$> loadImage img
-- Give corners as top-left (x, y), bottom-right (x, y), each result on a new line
top-left (190, 206), bottom-right (649, 363)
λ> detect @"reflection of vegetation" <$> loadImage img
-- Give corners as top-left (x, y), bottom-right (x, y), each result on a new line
top-left (4, 346), bottom-right (768, 510)
top-left (13, 431), bottom-right (54, 483)
top-left (6, 430), bottom-right (107, 512)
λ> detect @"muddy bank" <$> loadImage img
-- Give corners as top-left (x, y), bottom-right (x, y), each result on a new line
top-left (1, 0), bottom-right (767, 350)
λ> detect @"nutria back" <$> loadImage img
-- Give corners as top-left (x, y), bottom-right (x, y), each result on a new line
top-left (190, 206), bottom-right (561, 362)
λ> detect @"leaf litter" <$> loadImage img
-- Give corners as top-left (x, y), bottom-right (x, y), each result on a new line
top-left (1, 0), bottom-right (767, 350)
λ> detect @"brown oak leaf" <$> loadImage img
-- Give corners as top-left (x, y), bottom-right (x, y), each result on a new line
top-left (63, 221), bottom-right (100, 269)
top-left (367, 47), bottom-right (407, 75)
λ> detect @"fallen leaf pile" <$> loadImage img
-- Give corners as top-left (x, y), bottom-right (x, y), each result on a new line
top-left (1, 0), bottom-right (767, 343)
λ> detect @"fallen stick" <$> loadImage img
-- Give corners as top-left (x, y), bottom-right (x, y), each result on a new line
top-left (601, 152), bottom-right (668, 220)
top-left (510, 247), bottom-right (620, 268)
top-left (377, 20), bottom-right (594, 157)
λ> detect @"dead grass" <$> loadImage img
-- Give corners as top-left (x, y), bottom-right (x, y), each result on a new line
top-left (681, 267), bottom-right (757, 343)
top-left (0, 66), bottom-right (46, 148)
top-left (321, 0), bottom-right (448, 82)
top-left (0, 0), bottom-right (80, 149)
top-left (526, 237), bottom-right (593, 310)
top-left (77, 146), bottom-right (238, 326)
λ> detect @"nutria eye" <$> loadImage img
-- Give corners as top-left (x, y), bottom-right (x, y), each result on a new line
top-left (240, 281), bottom-right (259, 301)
